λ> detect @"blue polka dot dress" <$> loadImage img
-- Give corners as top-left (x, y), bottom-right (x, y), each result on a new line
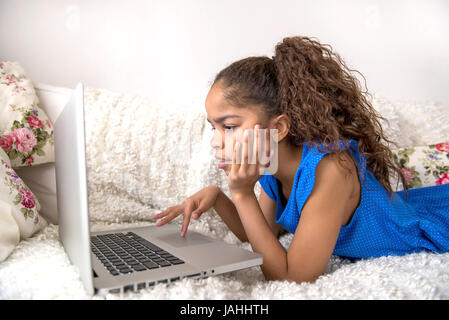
top-left (258, 140), bottom-right (449, 259)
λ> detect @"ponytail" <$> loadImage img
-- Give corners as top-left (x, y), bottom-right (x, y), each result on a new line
top-left (273, 36), bottom-right (362, 147)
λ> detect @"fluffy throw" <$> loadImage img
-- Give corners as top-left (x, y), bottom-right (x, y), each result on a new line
top-left (1, 87), bottom-right (449, 299)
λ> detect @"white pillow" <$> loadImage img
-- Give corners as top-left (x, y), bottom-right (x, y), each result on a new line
top-left (0, 148), bottom-right (47, 262)
top-left (0, 61), bottom-right (55, 168)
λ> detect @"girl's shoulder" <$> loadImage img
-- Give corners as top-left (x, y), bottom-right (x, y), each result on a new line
top-left (303, 140), bottom-right (366, 172)
top-left (258, 140), bottom-right (365, 202)
top-left (304, 140), bottom-right (360, 155)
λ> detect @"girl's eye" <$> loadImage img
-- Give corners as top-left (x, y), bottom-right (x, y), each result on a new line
top-left (209, 125), bottom-right (235, 131)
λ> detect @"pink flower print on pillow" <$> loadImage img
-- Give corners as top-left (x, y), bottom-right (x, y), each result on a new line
top-left (436, 173), bottom-right (449, 186)
top-left (0, 134), bottom-right (14, 151)
top-left (4, 74), bottom-right (17, 85)
top-left (12, 127), bottom-right (37, 153)
top-left (18, 186), bottom-right (36, 209)
top-left (27, 115), bottom-right (43, 129)
top-left (25, 156), bottom-right (34, 165)
top-left (436, 143), bottom-right (449, 153)
top-left (401, 168), bottom-right (414, 182)
top-left (2, 158), bottom-right (41, 223)
top-left (9, 171), bottom-right (22, 185)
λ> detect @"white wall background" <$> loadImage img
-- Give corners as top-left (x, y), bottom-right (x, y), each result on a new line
top-left (1, 0), bottom-right (448, 106)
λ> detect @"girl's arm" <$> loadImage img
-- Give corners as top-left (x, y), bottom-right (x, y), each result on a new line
top-left (152, 184), bottom-right (279, 241)
top-left (213, 189), bottom-right (247, 242)
top-left (213, 187), bottom-right (280, 243)
top-left (232, 154), bottom-right (358, 283)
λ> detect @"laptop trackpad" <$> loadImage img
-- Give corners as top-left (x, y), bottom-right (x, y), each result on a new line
top-left (157, 232), bottom-right (213, 248)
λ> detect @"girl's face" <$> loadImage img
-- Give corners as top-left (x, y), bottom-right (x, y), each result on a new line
top-left (205, 84), bottom-right (269, 175)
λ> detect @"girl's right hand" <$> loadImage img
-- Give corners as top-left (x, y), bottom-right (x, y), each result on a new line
top-left (151, 186), bottom-right (221, 237)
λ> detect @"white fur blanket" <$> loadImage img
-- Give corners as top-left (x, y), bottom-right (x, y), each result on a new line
top-left (1, 88), bottom-right (449, 299)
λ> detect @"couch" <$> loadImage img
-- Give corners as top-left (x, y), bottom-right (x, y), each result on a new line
top-left (1, 82), bottom-right (449, 300)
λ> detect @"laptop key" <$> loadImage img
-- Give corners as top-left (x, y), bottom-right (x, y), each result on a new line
top-left (165, 256), bottom-right (181, 261)
top-left (118, 268), bottom-right (133, 274)
top-left (160, 253), bottom-right (173, 257)
top-left (157, 261), bottom-right (171, 267)
top-left (114, 263), bottom-right (126, 268)
top-left (132, 264), bottom-right (147, 272)
top-left (142, 261), bottom-right (158, 269)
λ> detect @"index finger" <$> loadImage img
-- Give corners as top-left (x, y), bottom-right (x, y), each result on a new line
top-left (180, 200), bottom-right (195, 237)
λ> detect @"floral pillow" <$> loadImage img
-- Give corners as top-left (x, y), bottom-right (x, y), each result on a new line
top-left (0, 61), bottom-right (54, 168)
top-left (393, 142), bottom-right (449, 190)
top-left (0, 147), bottom-right (47, 262)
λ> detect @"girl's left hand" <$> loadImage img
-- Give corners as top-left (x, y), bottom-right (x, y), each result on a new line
top-left (228, 124), bottom-right (271, 197)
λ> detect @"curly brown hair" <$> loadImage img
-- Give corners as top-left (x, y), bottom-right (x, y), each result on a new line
top-left (212, 35), bottom-right (405, 196)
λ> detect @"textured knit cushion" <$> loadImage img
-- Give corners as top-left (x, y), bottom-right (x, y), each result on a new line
top-left (0, 61), bottom-right (54, 168)
top-left (0, 148), bottom-right (47, 262)
top-left (393, 142), bottom-right (449, 190)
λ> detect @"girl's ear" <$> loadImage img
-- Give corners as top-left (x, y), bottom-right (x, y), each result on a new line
top-left (270, 115), bottom-right (291, 143)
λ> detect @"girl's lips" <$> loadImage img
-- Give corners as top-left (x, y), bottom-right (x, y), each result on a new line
top-left (218, 160), bottom-right (227, 169)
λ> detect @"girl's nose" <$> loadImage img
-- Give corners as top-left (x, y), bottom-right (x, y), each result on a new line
top-left (210, 130), bottom-right (223, 150)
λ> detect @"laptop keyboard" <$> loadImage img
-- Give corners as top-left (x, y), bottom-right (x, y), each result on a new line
top-left (90, 232), bottom-right (185, 276)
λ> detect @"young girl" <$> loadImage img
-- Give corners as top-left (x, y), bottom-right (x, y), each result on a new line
top-left (152, 36), bottom-right (449, 284)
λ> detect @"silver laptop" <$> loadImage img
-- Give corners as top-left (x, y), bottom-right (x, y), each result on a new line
top-left (54, 83), bottom-right (263, 296)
